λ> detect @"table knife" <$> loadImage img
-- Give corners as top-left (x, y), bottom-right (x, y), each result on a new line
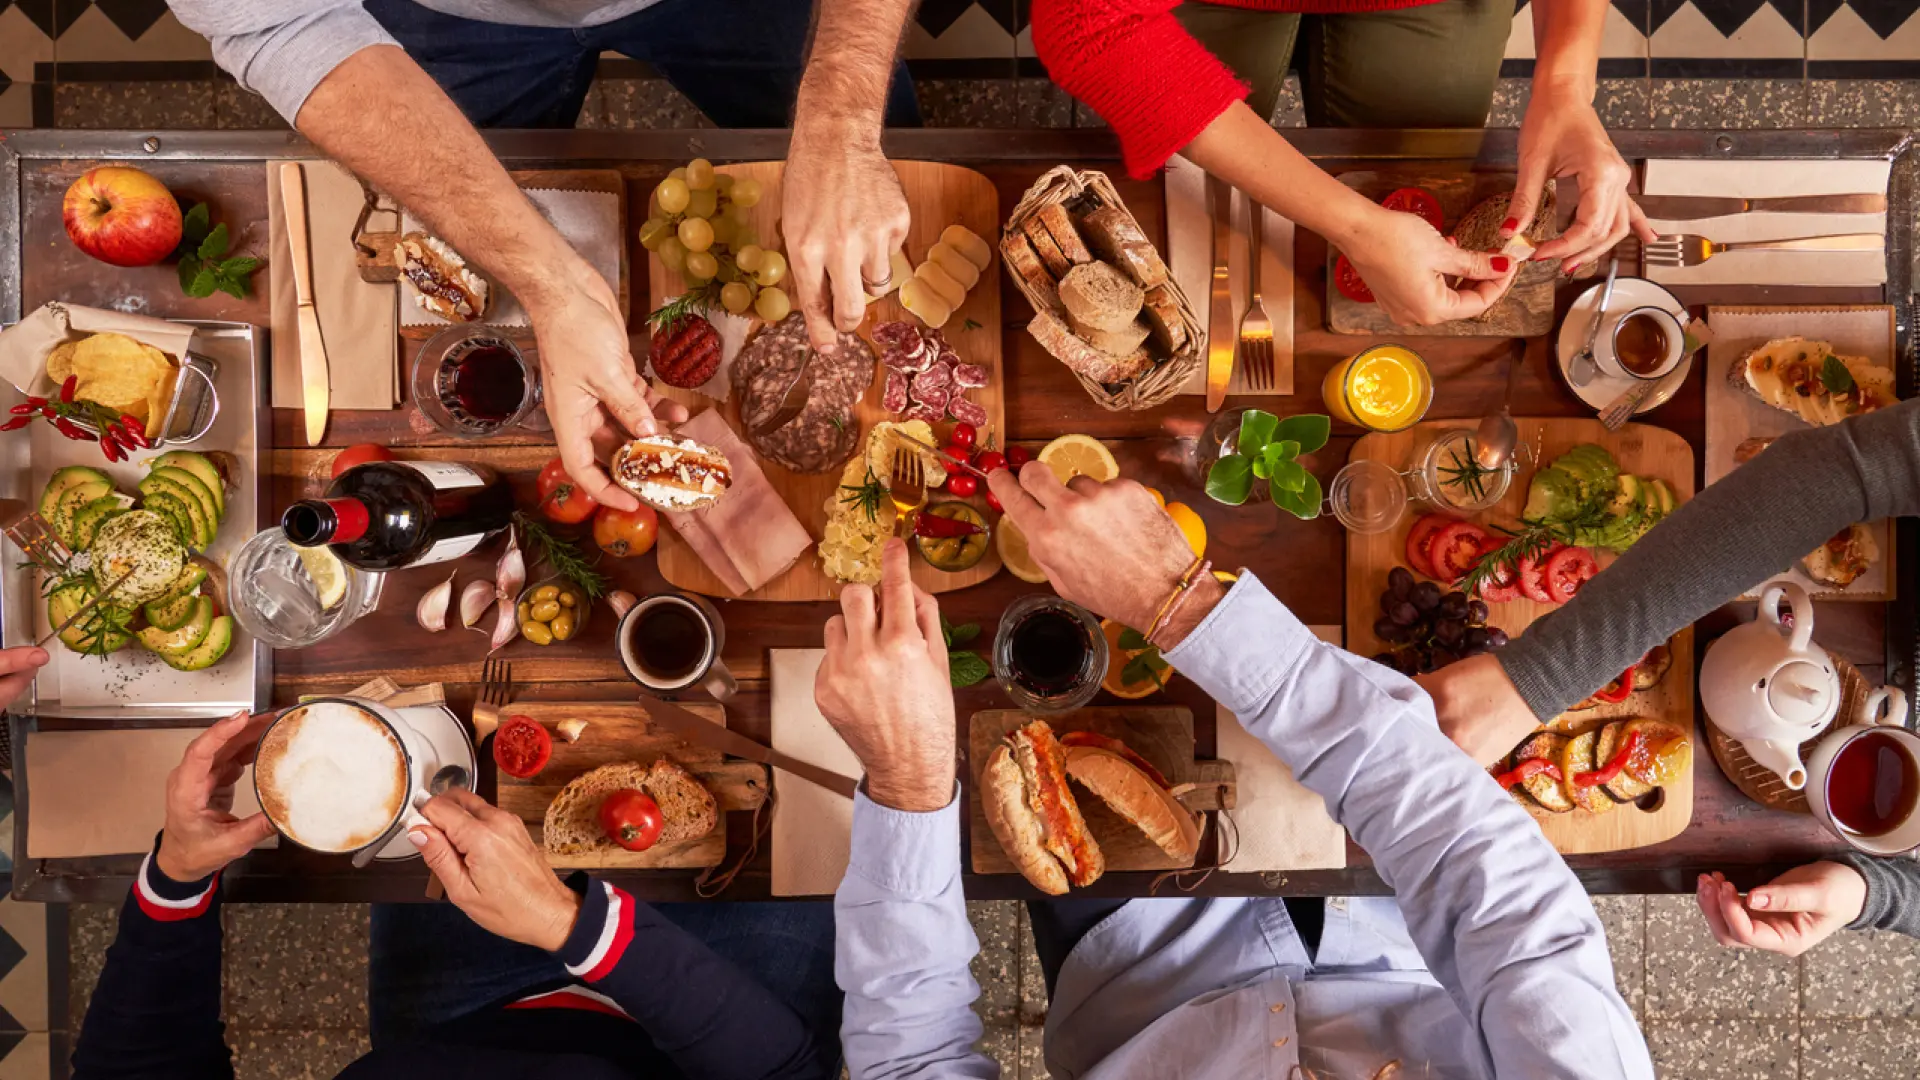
top-left (1636, 193), bottom-right (1886, 219)
top-left (1205, 176), bottom-right (1235, 412)
top-left (279, 162), bottom-right (330, 447)
top-left (636, 693), bottom-right (860, 799)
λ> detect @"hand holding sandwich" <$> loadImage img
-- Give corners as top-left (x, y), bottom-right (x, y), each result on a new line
top-left (815, 539), bottom-right (956, 813)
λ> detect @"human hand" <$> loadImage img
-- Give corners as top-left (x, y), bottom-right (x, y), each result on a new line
top-left (0, 646), bottom-right (49, 713)
top-left (411, 787), bottom-right (581, 952)
top-left (532, 266), bottom-right (688, 513)
top-left (1696, 863), bottom-right (1868, 958)
top-left (815, 540), bottom-right (955, 812)
top-left (156, 709), bottom-right (277, 882)
top-left (1416, 652), bottom-right (1544, 765)
top-left (1342, 206), bottom-right (1519, 327)
top-left (782, 124), bottom-right (909, 351)
top-left (1508, 83), bottom-right (1656, 275)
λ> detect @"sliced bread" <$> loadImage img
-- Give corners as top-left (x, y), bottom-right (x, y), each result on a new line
top-left (1069, 313), bottom-right (1151, 357)
top-left (1029, 311), bottom-right (1151, 386)
top-left (1023, 218), bottom-right (1074, 278)
top-left (1035, 203), bottom-right (1093, 266)
top-left (1059, 261), bottom-right (1144, 333)
top-left (1003, 233), bottom-right (1063, 313)
top-left (1078, 206), bottom-right (1169, 289)
top-left (1140, 284), bottom-right (1187, 355)
top-left (542, 758), bottom-right (718, 855)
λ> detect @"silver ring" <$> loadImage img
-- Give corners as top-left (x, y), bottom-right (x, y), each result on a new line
top-left (862, 270), bottom-right (893, 292)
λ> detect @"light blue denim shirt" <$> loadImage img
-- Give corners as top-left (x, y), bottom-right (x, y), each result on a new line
top-left (835, 574), bottom-right (1653, 1079)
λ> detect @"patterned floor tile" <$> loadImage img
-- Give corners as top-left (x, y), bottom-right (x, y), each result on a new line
top-left (1807, 79), bottom-right (1920, 126)
top-left (228, 1027), bottom-right (371, 1080)
top-left (1593, 894), bottom-right (1648, 1019)
top-left (66, 903), bottom-right (116, 1033)
top-left (915, 79), bottom-right (1021, 127)
top-left (0, 900), bottom-right (48, 1033)
top-left (1646, 1015), bottom-right (1802, 1080)
top-left (52, 79), bottom-right (216, 128)
top-left (213, 83), bottom-right (288, 130)
top-left (1803, 928), bottom-right (1920, 1019)
top-left (967, 899), bottom-right (1020, 1029)
top-left (596, 78), bottom-right (708, 130)
top-left (0, 1032), bottom-right (49, 1080)
top-left (1650, 0), bottom-right (1805, 79)
top-left (223, 904), bottom-right (368, 1030)
top-left (1799, 1018), bottom-right (1920, 1080)
top-left (1649, 77), bottom-right (1808, 128)
top-left (1645, 894), bottom-right (1799, 1017)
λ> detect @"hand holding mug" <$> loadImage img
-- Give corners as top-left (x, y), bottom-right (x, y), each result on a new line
top-left (412, 788), bottom-right (581, 951)
top-left (156, 710), bottom-right (277, 883)
top-left (1695, 864), bottom-right (1866, 958)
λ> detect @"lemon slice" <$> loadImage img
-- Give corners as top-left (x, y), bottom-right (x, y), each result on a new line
top-left (296, 544), bottom-right (348, 610)
top-left (1038, 434), bottom-right (1119, 486)
top-left (995, 519), bottom-right (1048, 584)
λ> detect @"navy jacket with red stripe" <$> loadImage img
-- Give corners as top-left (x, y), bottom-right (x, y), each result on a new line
top-left (71, 844), bottom-right (829, 1079)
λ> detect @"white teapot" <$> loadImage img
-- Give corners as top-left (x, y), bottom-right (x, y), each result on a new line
top-left (1699, 582), bottom-right (1842, 790)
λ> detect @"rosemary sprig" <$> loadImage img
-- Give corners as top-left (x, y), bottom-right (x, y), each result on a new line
top-left (647, 286), bottom-right (719, 333)
top-left (1459, 504), bottom-right (1611, 598)
top-left (1438, 446), bottom-right (1496, 503)
top-left (839, 467), bottom-right (887, 523)
top-left (512, 512), bottom-right (609, 602)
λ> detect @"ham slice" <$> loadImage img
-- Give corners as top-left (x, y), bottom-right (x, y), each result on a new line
top-left (663, 408), bottom-right (812, 595)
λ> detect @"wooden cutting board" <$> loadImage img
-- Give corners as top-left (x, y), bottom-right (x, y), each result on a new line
top-left (1345, 419), bottom-right (1697, 854)
top-left (967, 708), bottom-right (1235, 878)
top-left (651, 161), bottom-right (1005, 601)
top-left (1702, 304), bottom-right (1897, 601)
top-left (495, 701), bottom-right (768, 870)
top-left (1326, 171), bottom-right (1556, 338)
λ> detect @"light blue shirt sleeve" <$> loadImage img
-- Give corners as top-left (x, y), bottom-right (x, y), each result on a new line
top-left (836, 788), bottom-right (999, 1080)
top-left (1164, 575), bottom-right (1654, 1080)
top-left (166, 1), bottom-right (396, 123)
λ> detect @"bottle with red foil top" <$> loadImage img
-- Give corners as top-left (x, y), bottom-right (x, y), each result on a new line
top-left (282, 460), bottom-right (514, 571)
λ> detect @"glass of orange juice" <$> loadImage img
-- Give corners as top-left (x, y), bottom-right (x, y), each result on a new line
top-left (1322, 344), bottom-right (1433, 433)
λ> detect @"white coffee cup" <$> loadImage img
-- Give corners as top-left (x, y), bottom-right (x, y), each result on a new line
top-left (253, 696), bottom-right (442, 856)
top-left (1804, 687), bottom-right (1920, 856)
top-left (1599, 305), bottom-right (1686, 382)
top-left (616, 593), bottom-right (738, 700)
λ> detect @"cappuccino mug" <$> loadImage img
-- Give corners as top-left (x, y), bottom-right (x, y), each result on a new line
top-left (253, 696), bottom-right (444, 857)
top-left (616, 593), bottom-right (738, 700)
top-left (1804, 687), bottom-right (1920, 856)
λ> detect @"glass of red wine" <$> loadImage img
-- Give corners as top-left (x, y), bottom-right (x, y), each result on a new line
top-left (411, 325), bottom-right (549, 437)
top-left (992, 595), bottom-right (1108, 715)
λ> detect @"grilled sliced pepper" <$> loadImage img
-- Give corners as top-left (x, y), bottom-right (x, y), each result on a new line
top-left (1494, 757), bottom-right (1563, 790)
top-left (1590, 664), bottom-right (1637, 704)
top-left (1574, 730), bottom-right (1644, 788)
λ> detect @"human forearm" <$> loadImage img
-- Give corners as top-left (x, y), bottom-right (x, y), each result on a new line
top-left (1185, 103), bottom-right (1384, 251)
top-left (1838, 854), bottom-right (1920, 938)
top-left (795, 0), bottom-right (917, 144)
top-left (1530, 0), bottom-right (1608, 97)
top-left (1499, 399), bottom-right (1920, 720)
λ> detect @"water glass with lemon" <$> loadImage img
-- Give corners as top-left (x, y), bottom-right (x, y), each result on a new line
top-left (228, 528), bottom-right (384, 649)
top-left (1323, 344), bottom-right (1433, 433)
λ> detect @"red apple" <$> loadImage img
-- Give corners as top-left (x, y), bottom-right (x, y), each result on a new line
top-left (63, 167), bottom-right (183, 268)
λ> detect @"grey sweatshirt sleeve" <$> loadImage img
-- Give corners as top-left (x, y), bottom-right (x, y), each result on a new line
top-left (166, 1), bottom-right (396, 123)
top-left (1498, 398), bottom-right (1920, 721)
top-left (1837, 853), bottom-right (1920, 938)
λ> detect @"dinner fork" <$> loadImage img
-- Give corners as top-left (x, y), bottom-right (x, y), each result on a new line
top-left (887, 450), bottom-right (926, 539)
top-left (1643, 232), bottom-right (1883, 268)
top-left (472, 656), bottom-right (512, 739)
top-left (1237, 203), bottom-right (1273, 392)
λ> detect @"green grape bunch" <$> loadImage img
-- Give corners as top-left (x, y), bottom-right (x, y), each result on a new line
top-left (640, 158), bottom-right (792, 322)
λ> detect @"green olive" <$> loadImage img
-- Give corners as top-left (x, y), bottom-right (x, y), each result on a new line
top-left (516, 601), bottom-right (532, 623)
top-left (551, 611), bottom-right (577, 641)
top-left (521, 620), bottom-right (555, 645)
top-left (532, 584), bottom-right (560, 603)
top-left (530, 600), bottom-right (562, 622)
top-left (558, 592), bottom-right (577, 608)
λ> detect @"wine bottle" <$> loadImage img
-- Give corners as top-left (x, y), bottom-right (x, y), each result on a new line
top-left (282, 461), bottom-right (513, 571)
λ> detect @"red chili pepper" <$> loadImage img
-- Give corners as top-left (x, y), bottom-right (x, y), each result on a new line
top-left (984, 489), bottom-right (1003, 514)
top-left (100, 435), bottom-right (123, 462)
top-left (54, 418), bottom-right (90, 441)
top-left (120, 413), bottom-right (142, 431)
top-left (914, 512), bottom-right (985, 540)
top-left (39, 405), bottom-right (55, 418)
top-left (24, 396), bottom-right (45, 407)
top-left (1493, 758), bottom-right (1563, 789)
top-left (120, 422), bottom-right (150, 450)
top-left (1575, 731), bottom-right (1644, 788)
top-left (8, 403), bottom-right (35, 415)
top-left (0, 416), bottom-right (30, 432)
top-left (1591, 664), bottom-right (1636, 705)
top-left (59, 375), bottom-right (77, 403)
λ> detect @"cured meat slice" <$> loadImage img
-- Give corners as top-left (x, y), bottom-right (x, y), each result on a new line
top-left (910, 364), bottom-right (952, 400)
top-left (882, 369), bottom-right (910, 413)
top-left (952, 362), bottom-right (989, 389)
top-left (882, 337), bottom-right (931, 373)
top-left (903, 401), bottom-right (945, 424)
top-left (948, 395), bottom-right (988, 428)
top-left (873, 320), bottom-right (922, 352)
top-left (913, 383), bottom-right (953, 415)
top-left (733, 313), bottom-right (869, 474)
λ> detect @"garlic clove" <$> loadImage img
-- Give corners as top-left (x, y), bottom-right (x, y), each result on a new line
top-left (488, 595), bottom-right (520, 653)
top-left (556, 717), bottom-right (588, 743)
top-left (459, 579), bottom-right (496, 629)
top-left (606, 590), bottom-right (638, 620)
top-left (495, 527), bottom-right (526, 601)
top-left (417, 571), bottom-right (456, 632)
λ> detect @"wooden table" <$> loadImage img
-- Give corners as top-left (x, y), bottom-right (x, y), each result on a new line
top-left (2, 127), bottom-right (1915, 902)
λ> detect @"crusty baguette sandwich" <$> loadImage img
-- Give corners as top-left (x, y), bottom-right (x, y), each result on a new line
top-left (1731, 336), bottom-right (1897, 427)
top-left (612, 434), bottom-right (733, 512)
top-left (394, 231), bottom-right (489, 322)
top-left (983, 721), bottom-right (1105, 895)
top-left (544, 759), bottom-right (717, 856)
top-left (1060, 733), bottom-right (1200, 863)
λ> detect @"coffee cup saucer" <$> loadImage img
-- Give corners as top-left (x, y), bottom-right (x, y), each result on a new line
top-left (1555, 276), bottom-right (1691, 415)
top-left (369, 703), bottom-right (478, 862)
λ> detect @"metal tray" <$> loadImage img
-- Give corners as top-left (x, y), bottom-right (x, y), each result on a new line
top-left (0, 319), bottom-right (270, 719)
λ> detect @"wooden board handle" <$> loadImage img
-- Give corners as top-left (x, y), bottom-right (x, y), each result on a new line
top-left (1176, 760), bottom-right (1237, 811)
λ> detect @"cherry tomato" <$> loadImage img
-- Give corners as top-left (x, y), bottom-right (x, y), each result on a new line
top-left (948, 423), bottom-right (977, 452)
top-left (537, 457), bottom-right (599, 524)
top-left (592, 503), bottom-right (659, 558)
top-left (493, 715), bottom-right (552, 779)
top-left (1006, 445), bottom-right (1032, 469)
top-left (330, 443), bottom-right (395, 478)
top-left (946, 473), bottom-right (979, 497)
top-left (1545, 545), bottom-right (1599, 603)
top-left (1333, 254), bottom-right (1374, 304)
top-left (984, 489), bottom-right (1003, 513)
top-left (1381, 186), bottom-right (1445, 231)
top-left (1404, 514), bottom-right (1455, 580)
top-left (1430, 521), bottom-right (1490, 582)
top-left (1478, 563), bottom-right (1523, 603)
top-left (974, 450), bottom-right (1007, 473)
top-left (599, 788), bottom-right (665, 851)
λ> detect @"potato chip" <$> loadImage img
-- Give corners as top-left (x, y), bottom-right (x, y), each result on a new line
top-left (143, 367), bottom-right (177, 440)
top-left (71, 333), bottom-right (168, 411)
top-left (45, 342), bottom-right (77, 385)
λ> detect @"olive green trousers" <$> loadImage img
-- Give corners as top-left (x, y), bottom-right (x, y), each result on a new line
top-left (1174, 0), bottom-right (1515, 128)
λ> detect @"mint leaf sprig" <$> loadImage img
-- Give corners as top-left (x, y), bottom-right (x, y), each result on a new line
top-left (942, 615), bottom-right (989, 688)
top-left (176, 203), bottom-right (263, 299)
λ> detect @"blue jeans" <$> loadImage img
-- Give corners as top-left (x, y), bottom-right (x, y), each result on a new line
top-left (369, 899), bottom-right (842, 1074)
top-left (363, 0), bottom-right (922, 129)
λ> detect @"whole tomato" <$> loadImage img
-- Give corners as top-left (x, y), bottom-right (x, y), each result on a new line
top-left (537, 457), bottom-right (598, 524)
top-left (974, 449), bottom-right (1007, 474)
top-left (946, 473), bottom-right (979, 497)
top-left (1006, 445), bottom-right (1032, 469)
top-left (599, 789), bottom-right (665, 851)
top-left (948, 423), bottom-right (977, 452)
top-left (593, 503), bottom-right (659, 558)
top-left (331, 443), bottom-right (395, 478)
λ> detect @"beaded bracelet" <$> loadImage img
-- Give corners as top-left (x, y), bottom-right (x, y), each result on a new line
top-left (1145, 556), bottom-right (1212, 647)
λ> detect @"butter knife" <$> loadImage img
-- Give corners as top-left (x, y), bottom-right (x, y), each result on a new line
top-left (1636, 193), bottom-right (1886, 219)
top-left (636, 694), bottom-right (860, 799)
top-left (1205, 176), bottom-right (1235, 412)
top-left (279, 162), bottom-right (330, 447)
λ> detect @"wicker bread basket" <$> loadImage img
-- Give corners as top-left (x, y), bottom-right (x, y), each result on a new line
top-left (1002, 166), bottom-right (1203, 411)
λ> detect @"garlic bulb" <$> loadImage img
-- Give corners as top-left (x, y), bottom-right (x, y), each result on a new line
top-left (417, 572), bottom-right (455, 632)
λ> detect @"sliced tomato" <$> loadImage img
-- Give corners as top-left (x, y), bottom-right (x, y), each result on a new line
top-left (1545, 545), bottom-right (1600, 603)
top-left (1404, 514), bottom-right (1454, 579)
top-left (493, 715), bottom-right (552, 779)
top-left (1478, 562), bottom-right (1523, 603)
top-left (1381, 186), bottom-right (1444, 231)
top-left (1431, 522), bottom-right (1491, 581)
top-left (1517, 552), bottom-right (1553, 603)
top-left (1333, 254), bottom-right (1374, 303)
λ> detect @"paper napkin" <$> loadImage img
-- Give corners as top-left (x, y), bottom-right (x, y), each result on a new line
top-left (1216, 624), bottom-right (1349, 872)
top-left (1641, 159), bottom-right (1890, 288)
top-left (769, 649), bottom-right (864, 896)
top-left (27, 728), bottom-right (269, 858)
top-left (267, 159), bottom-right (399, 409)
top-left (1166, 156), bottom-right (1294, 395)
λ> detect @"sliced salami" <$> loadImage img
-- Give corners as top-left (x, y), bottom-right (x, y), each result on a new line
top-left (948, 395), bottom-right (988, 428)
top-left (892, 338), bottom-right (932, 373)
top-left (903, 401), bottom-right (944, 424)
top-left (873, 320), bottom-right (921, 352)
top-left (910, 364), bottom-right (952, 400)
top-left (882, 369), bottom-right (910, 413)
top-left (913, 383), bottom-right (953, 414)
top-left (951, 363), bottom-right (989, 389)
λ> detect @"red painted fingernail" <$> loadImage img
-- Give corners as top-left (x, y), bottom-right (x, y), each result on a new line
top-left (1500, 217), bottom-right (1519, 232)
top-left (1491, 256), bottom-right (1511, 272)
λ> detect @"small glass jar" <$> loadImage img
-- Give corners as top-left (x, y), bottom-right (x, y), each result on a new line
top-left (1407, 428), bottom-right (1514, 513)
top-left (914, 502), bottom-right (991, 572)
top-left (515, 576), bottom-right (590, 646)
top-left (992, 595), bottom-right (1107, 715)
top-left (1328, 459), bottom-right (1409, 534)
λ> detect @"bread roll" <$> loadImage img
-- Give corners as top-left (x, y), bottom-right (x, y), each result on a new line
top-left (1035, 203), bottom-right (1093, 266)
top-left (984, 745), bottom-right (1070, 895)
top-left (1070, 314), bottom-right (1151, 357)
top-left (1078, 206), bottom-right (1169, 289)
top-left (612, 434), bottom-right (733, 512)
top-left (1059, 262), bottom-right (1144, 333)
top-left (1064, 746), bottom-right (1200, 863)
top-left (1002, 234), bottom-right (1062, 313)
top-left (1023, 218), bottom-right (1073, 278)
top-left (1141, 284), bottom-right (1188, 355)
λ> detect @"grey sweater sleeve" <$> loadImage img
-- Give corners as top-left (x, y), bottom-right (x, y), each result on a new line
top-left (1498, 398), bottom-right (1920, 721)
top-left (167, 1), bottom-right (395, 123)
top-left (1837, 853), bottom-right (1920, 938)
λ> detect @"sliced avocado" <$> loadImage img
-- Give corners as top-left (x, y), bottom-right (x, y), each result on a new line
top-left (150, 564), bottom-right (210, 608)
top-left (1523, 467), bottom-right (1582, 521)
top-left (137, 595), bottom-right (212, 655)
top-left (1563, 444), bottom-right (1621, 485)
top-left (137, 492), bottom-right (195, 550)
top-left (143, 590), bottom-right (202, 632)
top-left (53, 478), bottom-right (114, 547)
top-left (150, 467), bottom-right (219, 528)
top-left (148, 451), bottom-right (224, 517)
top-left (139, 480), bottom-right (213, 549)
top-left (1606, 473), bottom-right (1642, 518)
top-left (39, 465), bottom-right (112, 526)
top-left (69, 494), bottom-right (132, 551)
top-left (1650, 478), bottom-right (1677, 517)
top-left (48, 579), bottom-right (133, 654)
top-left (160, 615), bottom-right (233, 672)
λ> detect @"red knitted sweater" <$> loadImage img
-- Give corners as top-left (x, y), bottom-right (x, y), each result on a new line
top-left (1032, 0), bottom-right (1444, 179)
